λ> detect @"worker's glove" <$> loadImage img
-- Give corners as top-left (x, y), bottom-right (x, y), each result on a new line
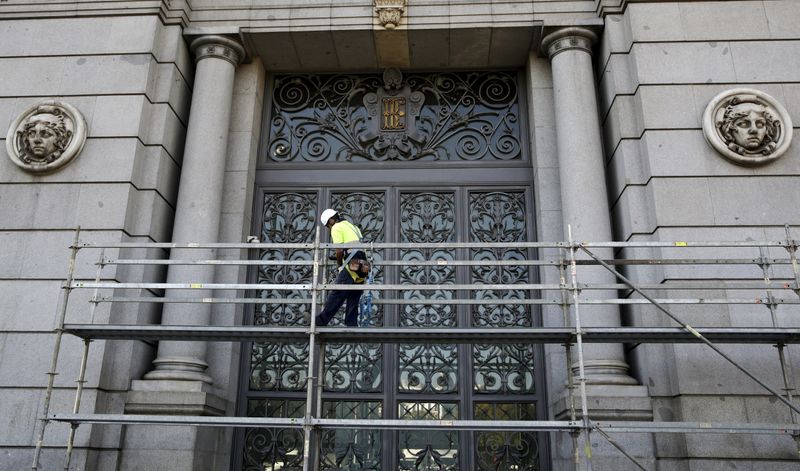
top-left (327, 254), bottom-right (338, 261)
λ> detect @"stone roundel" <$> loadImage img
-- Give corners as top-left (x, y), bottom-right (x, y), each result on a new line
top-left (702, 88), bottom-right (793, 166)
top-left (6, 100), bottom-right (87, 174)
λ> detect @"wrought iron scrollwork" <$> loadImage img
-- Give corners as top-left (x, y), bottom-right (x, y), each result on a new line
top-left (473, 343), bottom-right (535, 394)
top-left (243, 399), bottom-right (305, 471)
top-left (324, 343), bottom-right (382, 393)
top-left (398, 402), bottom-right (459, 471)
top-left (251, 193), bottom-right (316, 392)
top-left (257, 192), bottom-right (316, 326)
top-left (400, 192), bottom-right (456, 327)
top-left (399, 192), bottom-right (458, 394)
top-left (474, 402), bottom-right (539, 471)
top-left (268, 71), bottom-right (521, 162)
top-left (320, 401), bottom-right (382, 470)
top-left (250, 341), bottom-right (309, 391)
top-left (469, 192), bottom-right (535, 395)
top-left (470, 191), bottom-right (531, 327)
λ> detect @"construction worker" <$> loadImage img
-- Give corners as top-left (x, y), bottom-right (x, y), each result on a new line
top-left (315, 209), bottom-right (367, 327)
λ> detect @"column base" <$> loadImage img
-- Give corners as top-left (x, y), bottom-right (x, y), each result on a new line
top-left (143, 356), bottom-right (213, 384)
top-left (555, 384), bottom-right (654, 421)
top-left (125, 379), bottom-right (227, 416)
top-left (573, 359), bottom-right (640, 386)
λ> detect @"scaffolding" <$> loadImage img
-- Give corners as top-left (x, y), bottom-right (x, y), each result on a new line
top-left (31, 225), bottom-right (800, 470)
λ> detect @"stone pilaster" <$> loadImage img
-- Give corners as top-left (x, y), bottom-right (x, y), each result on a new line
top-left (127, 35), bottom-right (244, 414)
top-left (541, 27), bottom-right (637, 386)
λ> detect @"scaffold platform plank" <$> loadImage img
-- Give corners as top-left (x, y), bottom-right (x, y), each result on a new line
top-left (48, 414), bottom-right (800, 435)
top-left (49, 414), bottom-right (581, 432)
top-left (61, 325), bottom-right (800, 344)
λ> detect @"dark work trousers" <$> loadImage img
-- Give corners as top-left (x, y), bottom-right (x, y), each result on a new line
top-left (316, 267), bottom-right (364, 327)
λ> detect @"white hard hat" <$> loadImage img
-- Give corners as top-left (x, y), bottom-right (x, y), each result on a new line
top-left (320, 208), bottom-right (338, 225)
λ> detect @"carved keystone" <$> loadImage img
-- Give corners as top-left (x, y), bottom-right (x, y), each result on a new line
top-left (375, 0), bottom-right (406, 29)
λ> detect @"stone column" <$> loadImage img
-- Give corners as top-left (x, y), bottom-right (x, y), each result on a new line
top-left (541, 27), bottom-right (637, 386)
top-left (142, 35), bottom-right (245, 386)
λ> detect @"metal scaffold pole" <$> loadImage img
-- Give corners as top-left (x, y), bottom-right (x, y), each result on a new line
top-left (302, 226), bottom-right (322, 471)
top-left (781, 224), bottom-right (800, 454)
top-left (558, 247), bottom-right (580, 464)
top-left (63, 248), bottom-right (105, 470)
top-left (566, 226), bottom-right (593, 470)
top-left (32, 227), bottom-right (81, 470)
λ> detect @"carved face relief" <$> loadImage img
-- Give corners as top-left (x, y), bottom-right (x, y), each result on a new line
top-left (22, 113), bottom-right (68, 163)
top-left (730, 108), bottom-right (767, 150)
top-left (6, 101), bottom-right (87, 173)
top-left (703, 89), bottom-right (793, 166)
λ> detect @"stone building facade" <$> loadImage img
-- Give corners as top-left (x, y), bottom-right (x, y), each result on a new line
top-left (0, 1), bottom-right (799, 470)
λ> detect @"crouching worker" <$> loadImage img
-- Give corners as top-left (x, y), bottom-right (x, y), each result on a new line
top-left (315, 209), bottom-right (369, 327)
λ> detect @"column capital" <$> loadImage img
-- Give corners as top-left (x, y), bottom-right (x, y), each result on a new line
top-left (540, 27), bottom-right (598, 60)
top-left (190, 35), bottom-right (245, 66)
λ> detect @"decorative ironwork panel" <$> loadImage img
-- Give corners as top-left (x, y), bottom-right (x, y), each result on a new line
top-left (398, 402), bottom-right (459, 470)
top-left (243, 399), bottom-right (305, 471)
top-left (250, 341), bottom-right (309, 391)
top-left (257, 192), bottom-right (316, 326)
top-left (320, 401), bottom-right (382, 470)
top-left (251, 192), bottom-right (317, 392)
top-left (399, 192), bottom-right (456, 327)
top-left (324, 342), bottom-right (382, 393)
top-left (469, 191), bottom-right (530, 328)
top-left (398, 344), bottom-right (458, 394)
top-left (473, 343), bottom-right (534, 394)
top-left (398, 192), bottom-right (458, 394)
top-left (267, 71), bottom-right (521, 162)
top-left (474, 402), bottom-right (539, 471)
top-left (469, 191), bottom-right (535, 395)
top-left (323, 192), bottom-right (384, 393)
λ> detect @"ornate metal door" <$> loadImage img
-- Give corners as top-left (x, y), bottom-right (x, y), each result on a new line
top-left (235, 70), bottom-right (547, 470)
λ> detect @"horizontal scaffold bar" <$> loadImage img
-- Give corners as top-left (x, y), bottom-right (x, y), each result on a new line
top-left (98, 258), bottom-right (794, 267)
top-left (91, 296), bottom-right (800, 306)
top-left (75, 241), bottom-right (791, 250)
top-left (49, 414), bottom-right (581, 431)
top-left (592, 421), bottom-right (800, 435)
top-left (47, 414), bottom-right (800, 435)
top-left (69, 281), bottom-right (799, 291)
top-left (61, 325), bottom-right (800, 344)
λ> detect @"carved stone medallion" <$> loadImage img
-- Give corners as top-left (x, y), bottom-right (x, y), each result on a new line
top-left (6, 100), bottom-right (87, 173)
top-left (702, 88), bottom-right (793, 166)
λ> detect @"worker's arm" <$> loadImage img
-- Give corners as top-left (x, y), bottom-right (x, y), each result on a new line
top-left (334, 248), bottom-right (345, 266)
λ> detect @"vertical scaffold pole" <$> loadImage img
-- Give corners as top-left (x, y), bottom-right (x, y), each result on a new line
top-left (303, 226), bottom-right (322, 471)
top-left (785, 224), bottom-right (800, 299)
top-left (781, 225), bottom-right (800, 453)
top-left (558, 248), bottom-right (580, 464)
top-left (314, 338), bottom-right (325, 471)
top-left (758, 247), bottom-right (798, 423)
top-left (63, 339), bottom-right (90, 470)
top-left (566, 226), bottom-right (593, 469)
top-left (32, 227), bottom-right (81, 470)
top-left (63, 249), bottom-right (105, 469)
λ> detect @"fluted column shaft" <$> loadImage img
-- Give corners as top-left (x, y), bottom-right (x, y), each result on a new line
top-left (542, 27), bottom-right (636, 385)
top-left (144, 35), bottom-right (245, 383)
